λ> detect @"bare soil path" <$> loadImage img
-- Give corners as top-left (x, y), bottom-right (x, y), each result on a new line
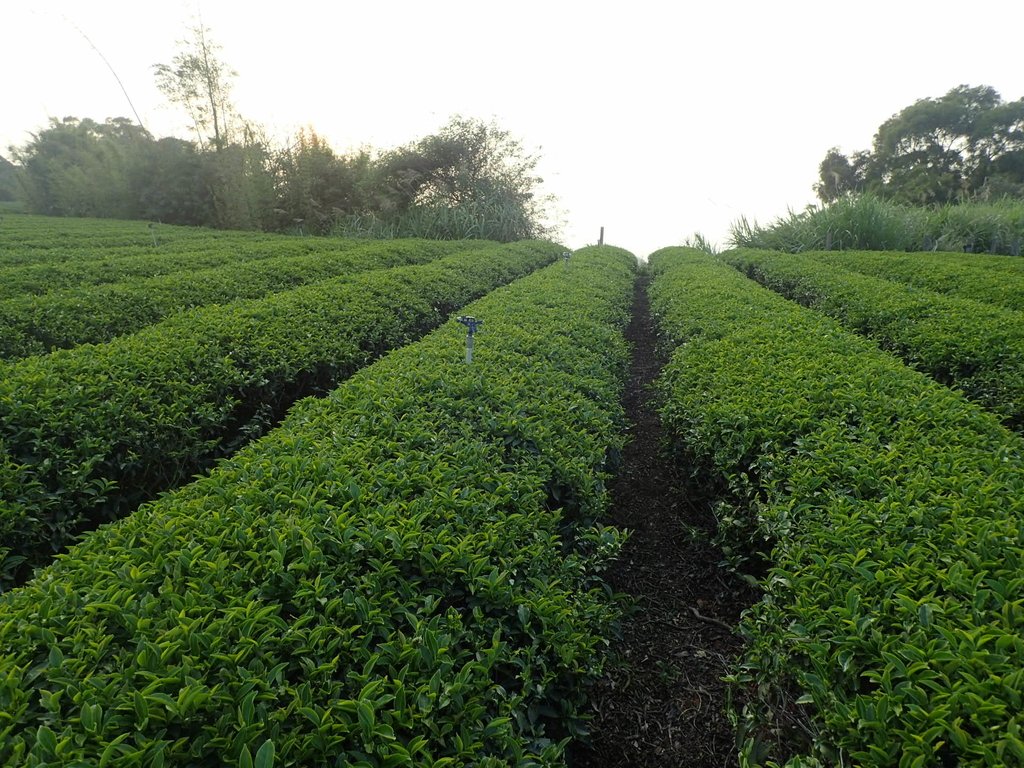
top-left (570, 271), bottom-right (757, 767)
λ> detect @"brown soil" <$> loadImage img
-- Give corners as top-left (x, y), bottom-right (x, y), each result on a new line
top-left (569, 272), bottom-right (758, 768)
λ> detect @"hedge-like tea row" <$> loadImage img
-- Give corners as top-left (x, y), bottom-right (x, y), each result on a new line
top-left (0, 240), bottom-right (473, 359)
top-left (0, 239), bottom-right (339, 301)
top-left (813, 249), bottom-right (1024, 313)
top-left (0, 217), bottom-right (481, 301)
top-left (0, 241), bottom-right (558, 586)
top-left (725, 248), bottom-right (1024, 431)
top-left (0, 245), bottom-right (635, 767)
top-left (0, 215), bottom-right (253, 267)
top-left (649, 247), bottom-right (1024, 767)
top-left (0, 239), bottom-right (317, 300)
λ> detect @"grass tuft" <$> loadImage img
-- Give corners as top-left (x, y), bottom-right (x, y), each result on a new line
top-left (729, 194), bottom-right (1024, 255)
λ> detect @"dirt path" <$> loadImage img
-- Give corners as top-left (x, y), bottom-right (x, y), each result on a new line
top-left (570, 271), bottom-right (757, 767)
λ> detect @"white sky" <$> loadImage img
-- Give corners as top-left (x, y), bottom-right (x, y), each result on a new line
top-left (3, 0), bottom-right (1023, 258)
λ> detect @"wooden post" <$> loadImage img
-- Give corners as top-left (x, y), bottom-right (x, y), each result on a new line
top-left (598, 226), bottom-right (604, 246)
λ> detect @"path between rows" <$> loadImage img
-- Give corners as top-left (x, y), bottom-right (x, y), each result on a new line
top-left (569, 271), bottom-right (757, 767)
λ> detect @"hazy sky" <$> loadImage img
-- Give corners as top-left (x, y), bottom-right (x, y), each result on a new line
top-left (4, 0), bottom-right (1024, 257)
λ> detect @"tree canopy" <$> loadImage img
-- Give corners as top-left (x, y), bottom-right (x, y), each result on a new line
top-left (153, 24), bottom-right (237, 153)
top-left (815, 85), bottom-right (1024, 205)
top-left (370, 117), bottom-right (552, 241)
top-left (11, 117), bottom-right (154, 218)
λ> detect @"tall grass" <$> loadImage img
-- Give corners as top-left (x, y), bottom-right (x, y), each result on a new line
top-left (729, 194), bottom-right (1024, 255)
top-left (333, 199), bottom-right (551, 243)
top-left (931, 200), bottom-right (1024, 254)
top-left (681, 231), bottom-right (718, 255)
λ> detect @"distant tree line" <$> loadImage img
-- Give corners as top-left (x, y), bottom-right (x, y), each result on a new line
top-left (5, 115), bottom-right (551, 241)
top-left (816, 85), bottom-right (1024, 206)
top-left (2, 25), bottom-right (552, 241)
top-left (0, 155), bottom-right (18, 202)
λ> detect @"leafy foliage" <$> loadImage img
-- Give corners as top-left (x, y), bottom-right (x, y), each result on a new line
top-left (0, 214), bottom-right (394, 280)
top-left (272, 129), bottom-right (375, 235)
top-left (0, 246), bottom-right (635, 766)
top-left (814, 248), bottom-right (1024, 312)
top-left (0, 215), bottom-right (311, 299)
top-left (337, 117), bottom-right (554, 242)
top-left (724, 248), bottom-right (1024, 431)
top-left (9, 117), bottom-right (275, 230)
top-left (11, 118), bottom-right (159, 220)
top-left (0, 214), bottom-right (248, 265)
top-left (0, 234), bottom-right (474, 359)
top-left (0, 241), bottom-right (560, 586)
top-left (680, 231), bottom-right (718, 255)
top-left (649, 247), bottom-right (1024, 766)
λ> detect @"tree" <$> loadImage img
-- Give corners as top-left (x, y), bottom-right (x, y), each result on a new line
top-left (153, 25), bottom-right (276, 230)
top-left (814, 147), bottom-right (865, 202)
top-left (273, 128), bottom-right (370, 233)
top-left (12, 117), bottom-right (223, 226)
top-left (204, 125), bottom-right (276, 231)
top-left (0, 155), bottom-right (19, 202)
top-left (12, 117), bottom-right (152, 218)
top-left (153, 24), bottom-right (237, 152)
top-left (372, 116), bottom-right (554, 240)
top-left (128, 136), bottom-right (212, 225)
top-left (815, 85), bottom-right (1024, 205)
top-left (970, 98), bottom-right (1024, 199)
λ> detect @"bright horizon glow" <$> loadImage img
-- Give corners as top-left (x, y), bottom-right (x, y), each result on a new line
top-left (4, 0), bottom-right (1024, 258)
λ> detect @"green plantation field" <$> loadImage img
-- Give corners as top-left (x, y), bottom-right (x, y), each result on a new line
top-left (812, 249), bottom-right (1024, 312)
top-left (0, 214), bottom-right (281, 265)
top-left (0, 238), bottom-right (561, 586)
top-left (0, 240), bottom-right (483, 359)
top-left (0, 239), bottom-right (634, 766)
top-left (2, 215), bottom-right (1024, 767)
top-left (725, 248), bottom-right (1024, 432)
top-left (652, 248), bottom-right (1024, 766)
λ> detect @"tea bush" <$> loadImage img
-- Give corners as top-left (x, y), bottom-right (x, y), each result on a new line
top-left (0, 246), bottom-right (635, 766)
top-left (650, 247), bottom-right (1024, 766)
top-left (0, 242), bottom-right (558, 585)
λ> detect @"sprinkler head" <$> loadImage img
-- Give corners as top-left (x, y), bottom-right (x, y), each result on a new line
top-left (456, 316), bottom-right (483, 335)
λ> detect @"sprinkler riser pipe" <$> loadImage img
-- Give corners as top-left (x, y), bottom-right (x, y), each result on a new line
top-left (456, 315), bottom-right (482, 364)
